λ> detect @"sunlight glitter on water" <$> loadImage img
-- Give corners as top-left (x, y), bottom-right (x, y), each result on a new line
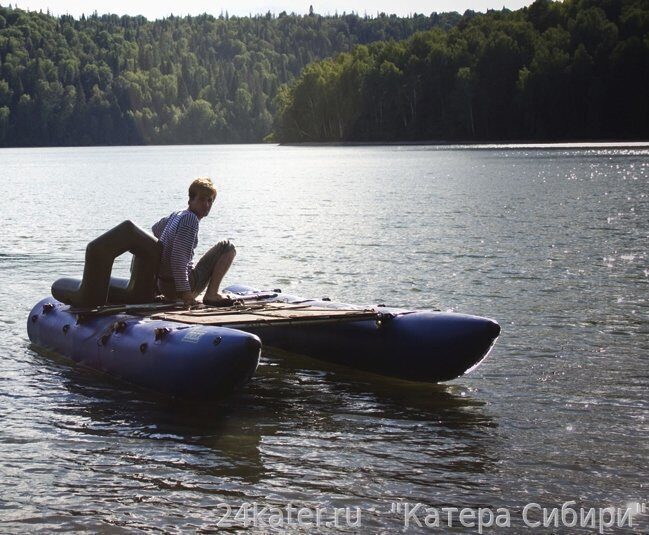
top-left (0, 144), bottom-right (647, 532)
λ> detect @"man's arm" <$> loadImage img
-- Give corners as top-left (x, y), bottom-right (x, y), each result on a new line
top-left (152, 215), bottom-right (169, 239)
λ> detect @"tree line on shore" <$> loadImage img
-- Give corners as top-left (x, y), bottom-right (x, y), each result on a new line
top-left (275, 0), bottom-right (649, 142)
top-left (0, 5), bottom-right (458, 146)
top-left (1, 0), bottom-right (647, 146)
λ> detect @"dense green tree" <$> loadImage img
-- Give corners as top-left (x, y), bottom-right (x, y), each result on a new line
top-left (0, 104), bottom-right (9, 143)
top-left (0, 78), bottom-right (11, 105)
top-left (275, 0), bottom-right (649, 142)
top-left (0, 4), bottom-right (456, 146)
top-left (2, 1), bottom-right (648, 145)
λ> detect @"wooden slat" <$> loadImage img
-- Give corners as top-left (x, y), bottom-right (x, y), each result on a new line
top-left (150, 302), bottom-right (378, 326)
top-left (179, 302), bottom-right (316, 317)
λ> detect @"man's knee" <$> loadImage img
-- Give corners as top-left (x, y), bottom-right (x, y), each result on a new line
top-left (219, 240), bottom-right (236, 257)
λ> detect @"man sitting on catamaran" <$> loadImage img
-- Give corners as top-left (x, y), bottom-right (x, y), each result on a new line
top-left (152, 177), bottom-right (235, 307)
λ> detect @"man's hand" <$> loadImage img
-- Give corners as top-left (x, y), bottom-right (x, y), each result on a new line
top-left (180, 291), bottom-right (198, 307)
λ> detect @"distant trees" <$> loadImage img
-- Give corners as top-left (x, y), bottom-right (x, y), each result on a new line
top-left (275, 0), bottom-right (649, 142)
top-left (0, 5), bottom-right (458, 146)
top-left (2, 0), bottom-right (646, 146)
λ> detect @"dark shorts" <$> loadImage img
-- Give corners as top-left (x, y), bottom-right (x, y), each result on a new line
top-left (157, 240), bottom-right (235, 299)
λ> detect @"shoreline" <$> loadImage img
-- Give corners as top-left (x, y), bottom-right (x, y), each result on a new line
top-left (278, 139), bottom-right (649, 149)
top-left (1, 140), bottom-right (648, 151)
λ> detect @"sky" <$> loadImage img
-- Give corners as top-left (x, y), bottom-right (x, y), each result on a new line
top-left (8, 1), bottom-right (535, 19)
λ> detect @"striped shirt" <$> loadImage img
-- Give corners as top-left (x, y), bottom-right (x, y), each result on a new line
top-left (152, 210), bottom-right (199, 293)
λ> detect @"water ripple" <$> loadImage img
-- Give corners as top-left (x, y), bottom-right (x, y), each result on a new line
top-left (0, 145), bottom-right (647, 531)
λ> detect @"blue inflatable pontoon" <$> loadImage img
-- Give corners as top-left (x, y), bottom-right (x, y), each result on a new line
top-left (27, 298), bottom-right (261, 399)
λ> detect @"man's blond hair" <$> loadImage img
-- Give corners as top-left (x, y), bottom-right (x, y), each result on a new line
top-left (189, 177), bottom-right (217, 200)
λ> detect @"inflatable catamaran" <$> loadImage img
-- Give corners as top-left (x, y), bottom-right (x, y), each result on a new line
top-left (27, 222), bottom-right (500, 398)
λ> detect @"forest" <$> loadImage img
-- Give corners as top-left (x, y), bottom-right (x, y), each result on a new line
top-left (1, 0), bottom-right (648, 146)
top-left (0, 5), bottom-right (458, 146)
top-left (275, 0), bottom-right (649, 142)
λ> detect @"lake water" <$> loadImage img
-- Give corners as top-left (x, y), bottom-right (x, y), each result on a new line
top-left (0, 143), bottom-right (647, 532)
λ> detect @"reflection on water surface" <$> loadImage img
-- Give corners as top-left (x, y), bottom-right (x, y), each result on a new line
top-left (0, 144), bottom-right (647, 531)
